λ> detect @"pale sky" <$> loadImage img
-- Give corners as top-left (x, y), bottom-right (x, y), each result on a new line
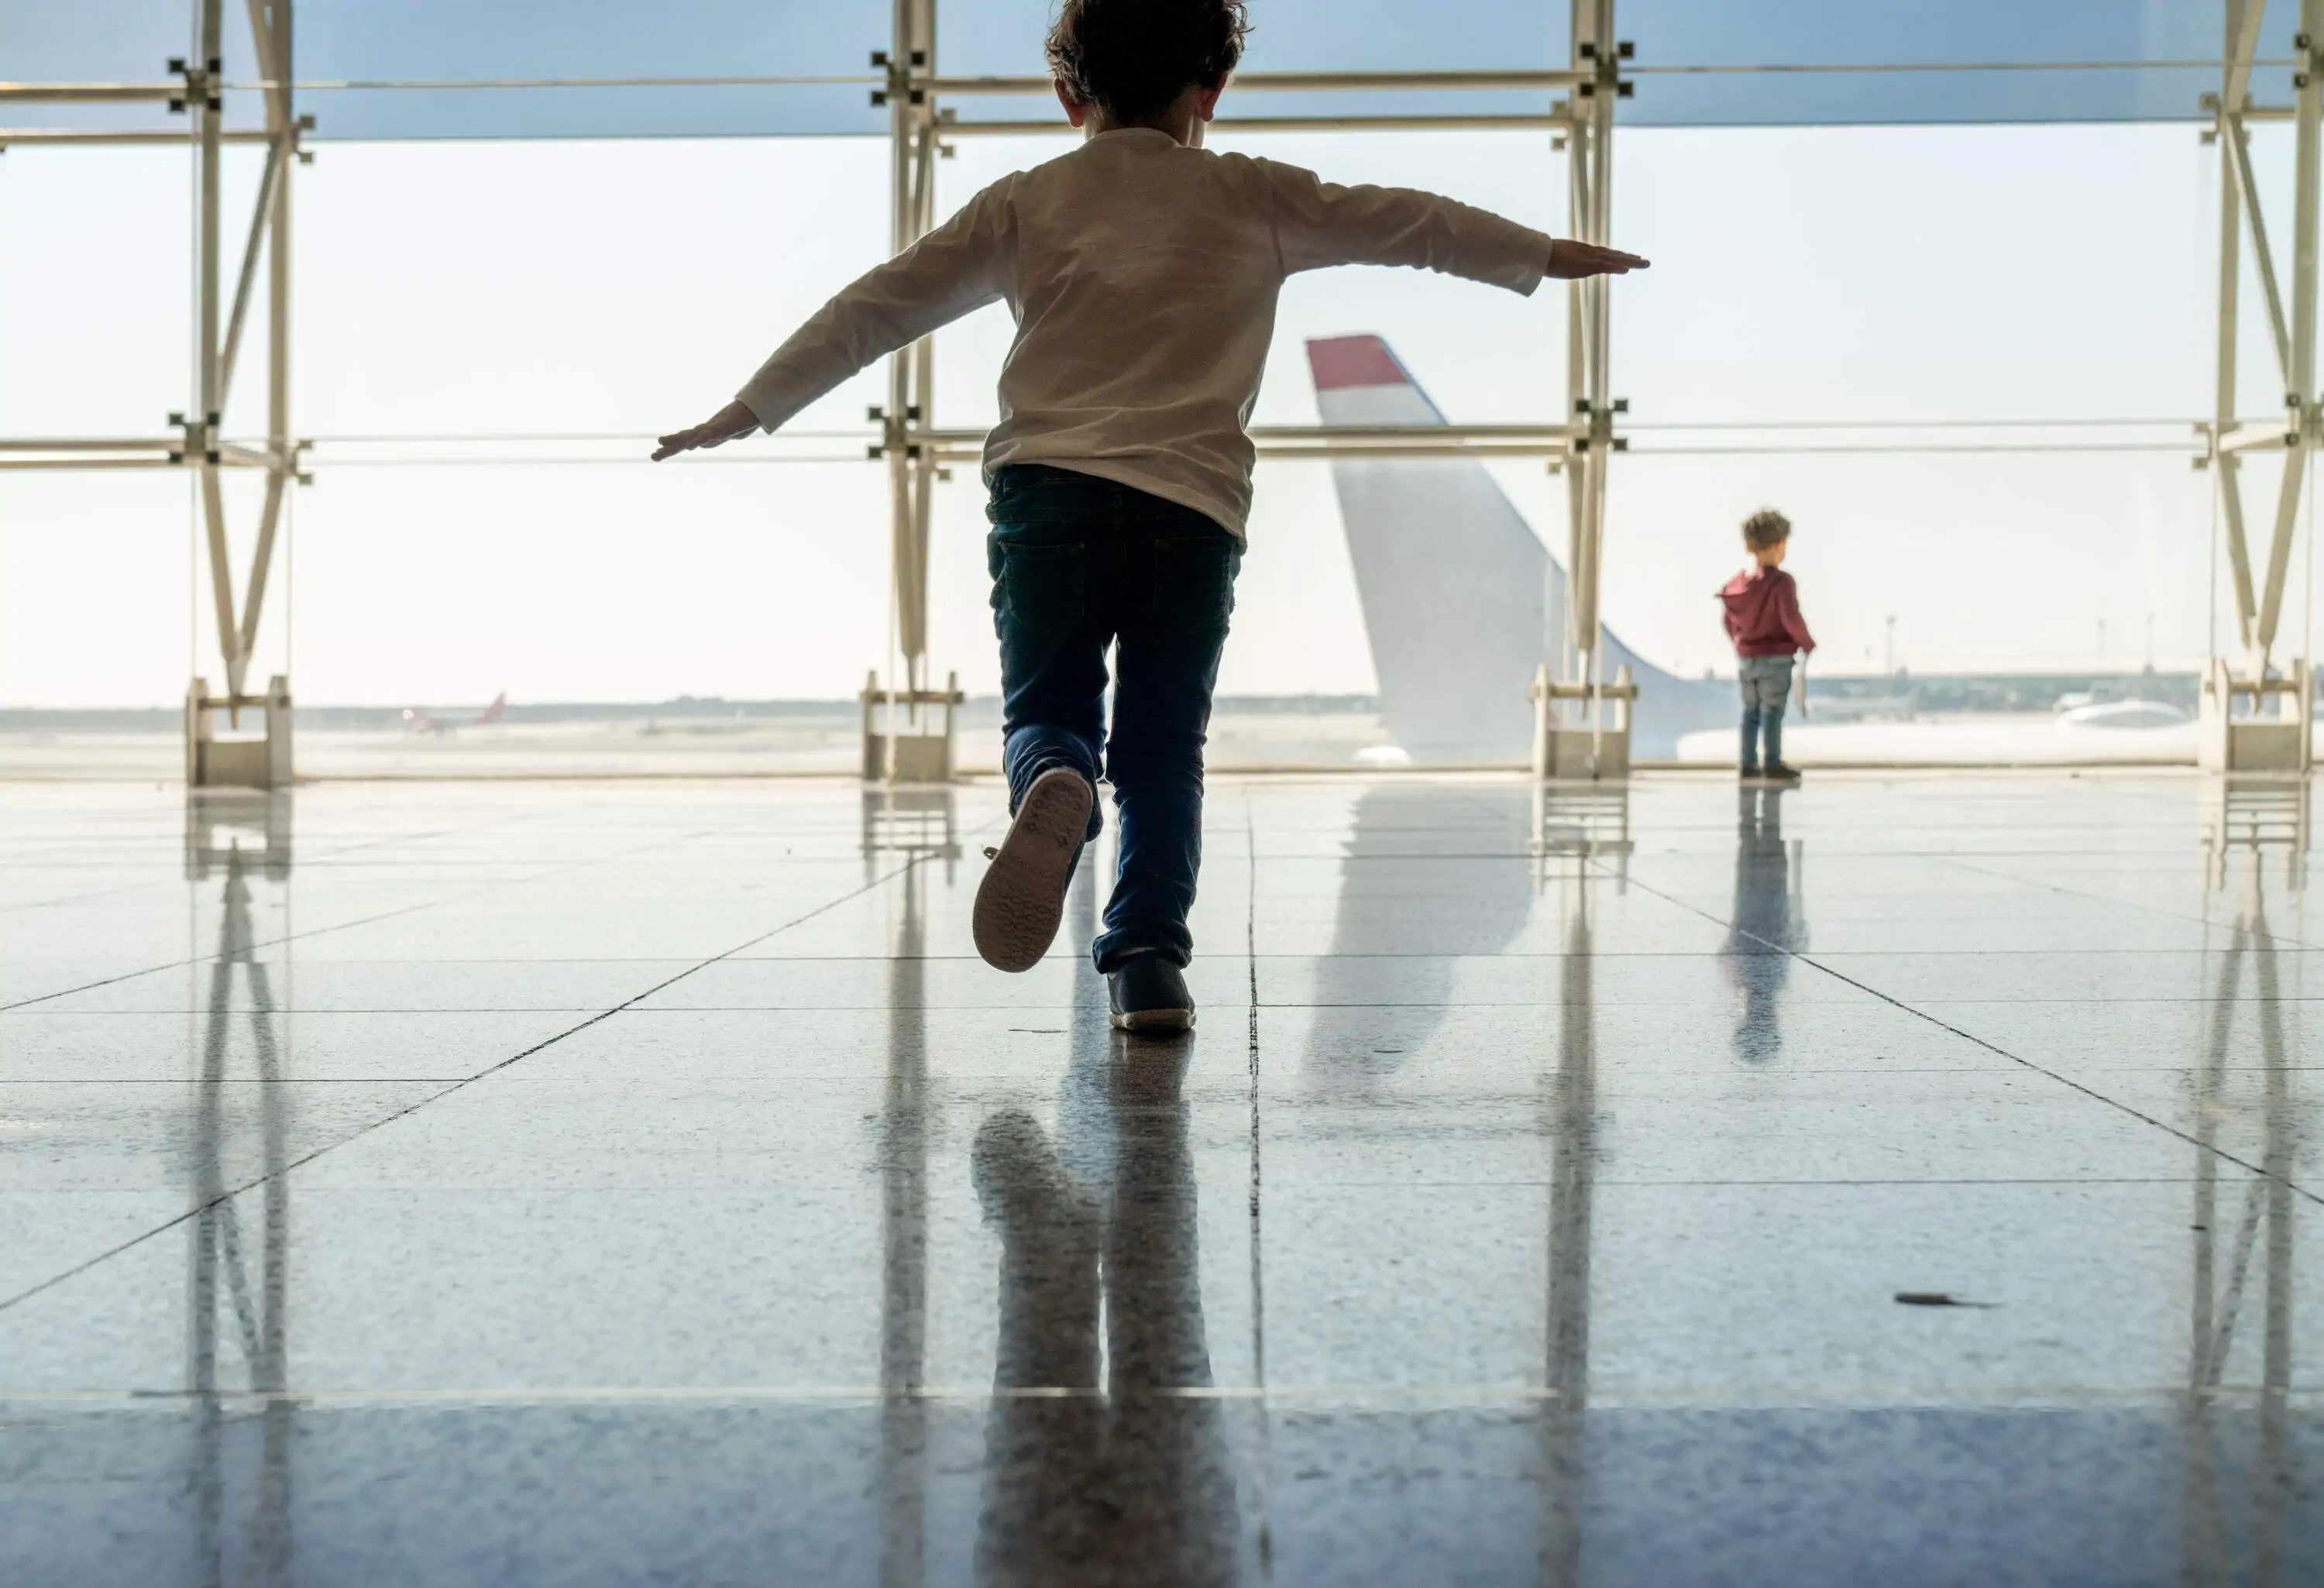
top-left (0, 121), bottom-right (2299, 706)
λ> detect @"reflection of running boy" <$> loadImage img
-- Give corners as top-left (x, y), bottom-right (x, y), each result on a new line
top-left (653, 0), bottom-right (1646, 1033)
top-left (1718, 510), bottom-right (1816, 782)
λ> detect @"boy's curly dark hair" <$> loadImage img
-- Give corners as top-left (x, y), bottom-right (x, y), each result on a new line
top-left (1046, 0), bottom-right (1251, 125)
top-left (1741, 509), bottom-right (1793, 552)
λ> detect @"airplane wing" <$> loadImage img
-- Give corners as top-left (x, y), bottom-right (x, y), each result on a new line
top-left (1306, 335), bottom-right (1734, 760)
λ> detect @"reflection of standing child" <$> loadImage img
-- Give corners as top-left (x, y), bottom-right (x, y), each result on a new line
top-left (1718, 510), bottom-right (1815, 782)
top-left (651, 0), bottom-right (1646, 1033)
top-left (1722, 785), bottom-right (1800, 1062)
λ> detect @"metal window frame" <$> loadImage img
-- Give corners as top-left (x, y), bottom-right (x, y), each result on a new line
top-left (1, 2), bottom-right (1619, 783)
top-left (2, 0), bottom-right (308, 784)
top-left (33, 2), bottom-right (2302, 782)
top-left (2197, 0), bottom-right (2322, 772)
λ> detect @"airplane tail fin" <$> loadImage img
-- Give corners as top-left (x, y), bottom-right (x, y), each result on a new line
top-left (1305, 335), bottom-right (1734, 760)
top-left (478, 693), bottom-right (508, 726)
top-left (1305, 336), bottom-right (1545, 760)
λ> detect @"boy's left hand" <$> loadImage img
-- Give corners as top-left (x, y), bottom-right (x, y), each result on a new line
top-left (1548, 241), bottom-right (1650, 279)
top-left (652, 400), bottom-right (760, 460)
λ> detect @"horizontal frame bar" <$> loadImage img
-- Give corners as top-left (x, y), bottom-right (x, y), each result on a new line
top-left (1633, 57), bottom-right (2293, 79)
top-left (0, 128), bottom-right (271, 147)
top-left (944, 112), bottom-right (1569, 136)
top-left (927, 442), bottom-right (1573, 462)
top-left (1253, 441), bottom-right (1573, 459)
top-left (6, 58), bottom-right (2293, 101)
top-left (926, 440), bottom-right (1575, 464)
top-left (0, 449), bottom-right (281, 469)
top-left (0, 82), bottom-right (182, 104)
top-left (0, 457), bottom-right (187, 471)
top-left (217, 442), bottom-right (290, 469)
top-left (1246, 424), bottom-right (1577, 444)
top-left (0, 438), bottom-right (180, 454)
top-left (928, 69), bottom-right (1587, 97)
top-left (921, 422), bottom-right (1576, 449)
top-left (2218, 421), bottom-right (2303, 453)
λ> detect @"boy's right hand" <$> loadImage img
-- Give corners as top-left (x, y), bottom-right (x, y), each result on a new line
top-left (1548, 240), bottom-right (1650, 278)
top-left (652, 400), bottom-right (760, 461)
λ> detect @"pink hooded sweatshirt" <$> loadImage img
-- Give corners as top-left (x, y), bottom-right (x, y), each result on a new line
top-left (1719, 566), bottom-right (1816, 659)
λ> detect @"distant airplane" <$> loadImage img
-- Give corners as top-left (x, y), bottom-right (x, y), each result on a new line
top-left (401, 693), bottom-right (507, 735)
top-left (1307, 335), bottom-right (1734, 761)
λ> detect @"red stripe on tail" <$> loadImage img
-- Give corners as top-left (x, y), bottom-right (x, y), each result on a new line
top-left (1305, 335), bottom-right (1411, 391)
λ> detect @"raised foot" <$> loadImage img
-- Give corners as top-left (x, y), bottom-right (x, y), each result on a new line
top-left (972, 767), bottom-right (1093, 973)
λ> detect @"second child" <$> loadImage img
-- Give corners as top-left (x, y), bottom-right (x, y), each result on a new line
top-left (1718, 509), bottom-right (1815, 782)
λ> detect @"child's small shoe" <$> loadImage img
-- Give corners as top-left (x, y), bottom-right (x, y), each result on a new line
top-left (1108, 953), bottom-right (1195, 1035)
top-left (973, 766), bottom-right (1092, 973)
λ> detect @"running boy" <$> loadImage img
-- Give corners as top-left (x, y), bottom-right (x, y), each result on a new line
top-left (1718, 509), bottom-right (1815, 782)
top-left (654, 0), bottom-right (1647, 1032)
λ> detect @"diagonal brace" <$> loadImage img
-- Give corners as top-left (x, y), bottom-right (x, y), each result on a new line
top-left (2253, 442), bottom-right (2310, 667)
top-left (2217, 457), bottom-right (2262, 655)
top-left (218, 139), bottom-right (284, 414)
top-left (2226, 120), bottom-right (2294, 390)
top-left (2252, 0), bottom-right (2324, 665)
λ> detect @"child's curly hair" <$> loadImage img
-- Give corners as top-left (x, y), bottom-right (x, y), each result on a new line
top-left (1741, 509), bottom-right (1792, 552)
top-left (1046, 0), bottom-right (1252, 125)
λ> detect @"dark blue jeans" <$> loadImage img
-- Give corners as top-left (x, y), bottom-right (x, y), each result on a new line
top-left (987, 464), bottom-right (1241, 972)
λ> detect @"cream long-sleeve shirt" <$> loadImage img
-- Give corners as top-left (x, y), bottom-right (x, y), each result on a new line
top-left (736, 127), bottom-right (1556, 540)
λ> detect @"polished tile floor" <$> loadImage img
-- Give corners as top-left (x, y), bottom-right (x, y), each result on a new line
top-left (1, 772), bottom-right (2319, 1586)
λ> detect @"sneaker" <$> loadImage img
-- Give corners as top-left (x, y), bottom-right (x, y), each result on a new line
top-left (1738, 765), bottom-right (1762, 780)
top-left (1108, 954), bottom-right (1196, 1035)
top-left (1764, 761), bottom-right (1803, 782)
top-left (973, 767), bottom-right (1093, 973)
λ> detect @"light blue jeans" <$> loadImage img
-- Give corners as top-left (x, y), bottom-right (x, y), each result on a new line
top-left (1738, 655), bottom-right (1795, 771)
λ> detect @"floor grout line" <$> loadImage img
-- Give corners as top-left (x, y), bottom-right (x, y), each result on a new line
top-left (1241, 792), bottom-right (1278, 1575)
top-left (0, 815), bottom-right (737, 1016)
top-left (1599, 863), bottom-right (2324, 1209)
top-left (0, 820), bottom-right (997, 1317)
top-left (1937, 854), bottom-right (2324, 954)
top-left (0, 806), bottom-right (593, 920)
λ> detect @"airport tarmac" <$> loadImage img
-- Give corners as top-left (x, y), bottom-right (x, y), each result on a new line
top-left (0, 706), bottom-right (2220, 782)
top-left (0, 707), bottom-right (1392, 782)
top-left (0, 769), bottom-right (2316, 1584)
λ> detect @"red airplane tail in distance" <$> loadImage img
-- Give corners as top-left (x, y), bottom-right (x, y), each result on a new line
top-left (401, 693), bottom-right (509, 734)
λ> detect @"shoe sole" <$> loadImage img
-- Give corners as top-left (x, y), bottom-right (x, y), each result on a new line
top-left (1110, 1007), bottom-right (1196, 1035)
top-left (973, 768), bottom-right (1093, 974)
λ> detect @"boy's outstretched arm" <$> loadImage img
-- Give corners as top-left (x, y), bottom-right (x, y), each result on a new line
top-left (1267, 163), bottom-right (1645, 290)
top-left (653, 180), bottom-right (1013, 462)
